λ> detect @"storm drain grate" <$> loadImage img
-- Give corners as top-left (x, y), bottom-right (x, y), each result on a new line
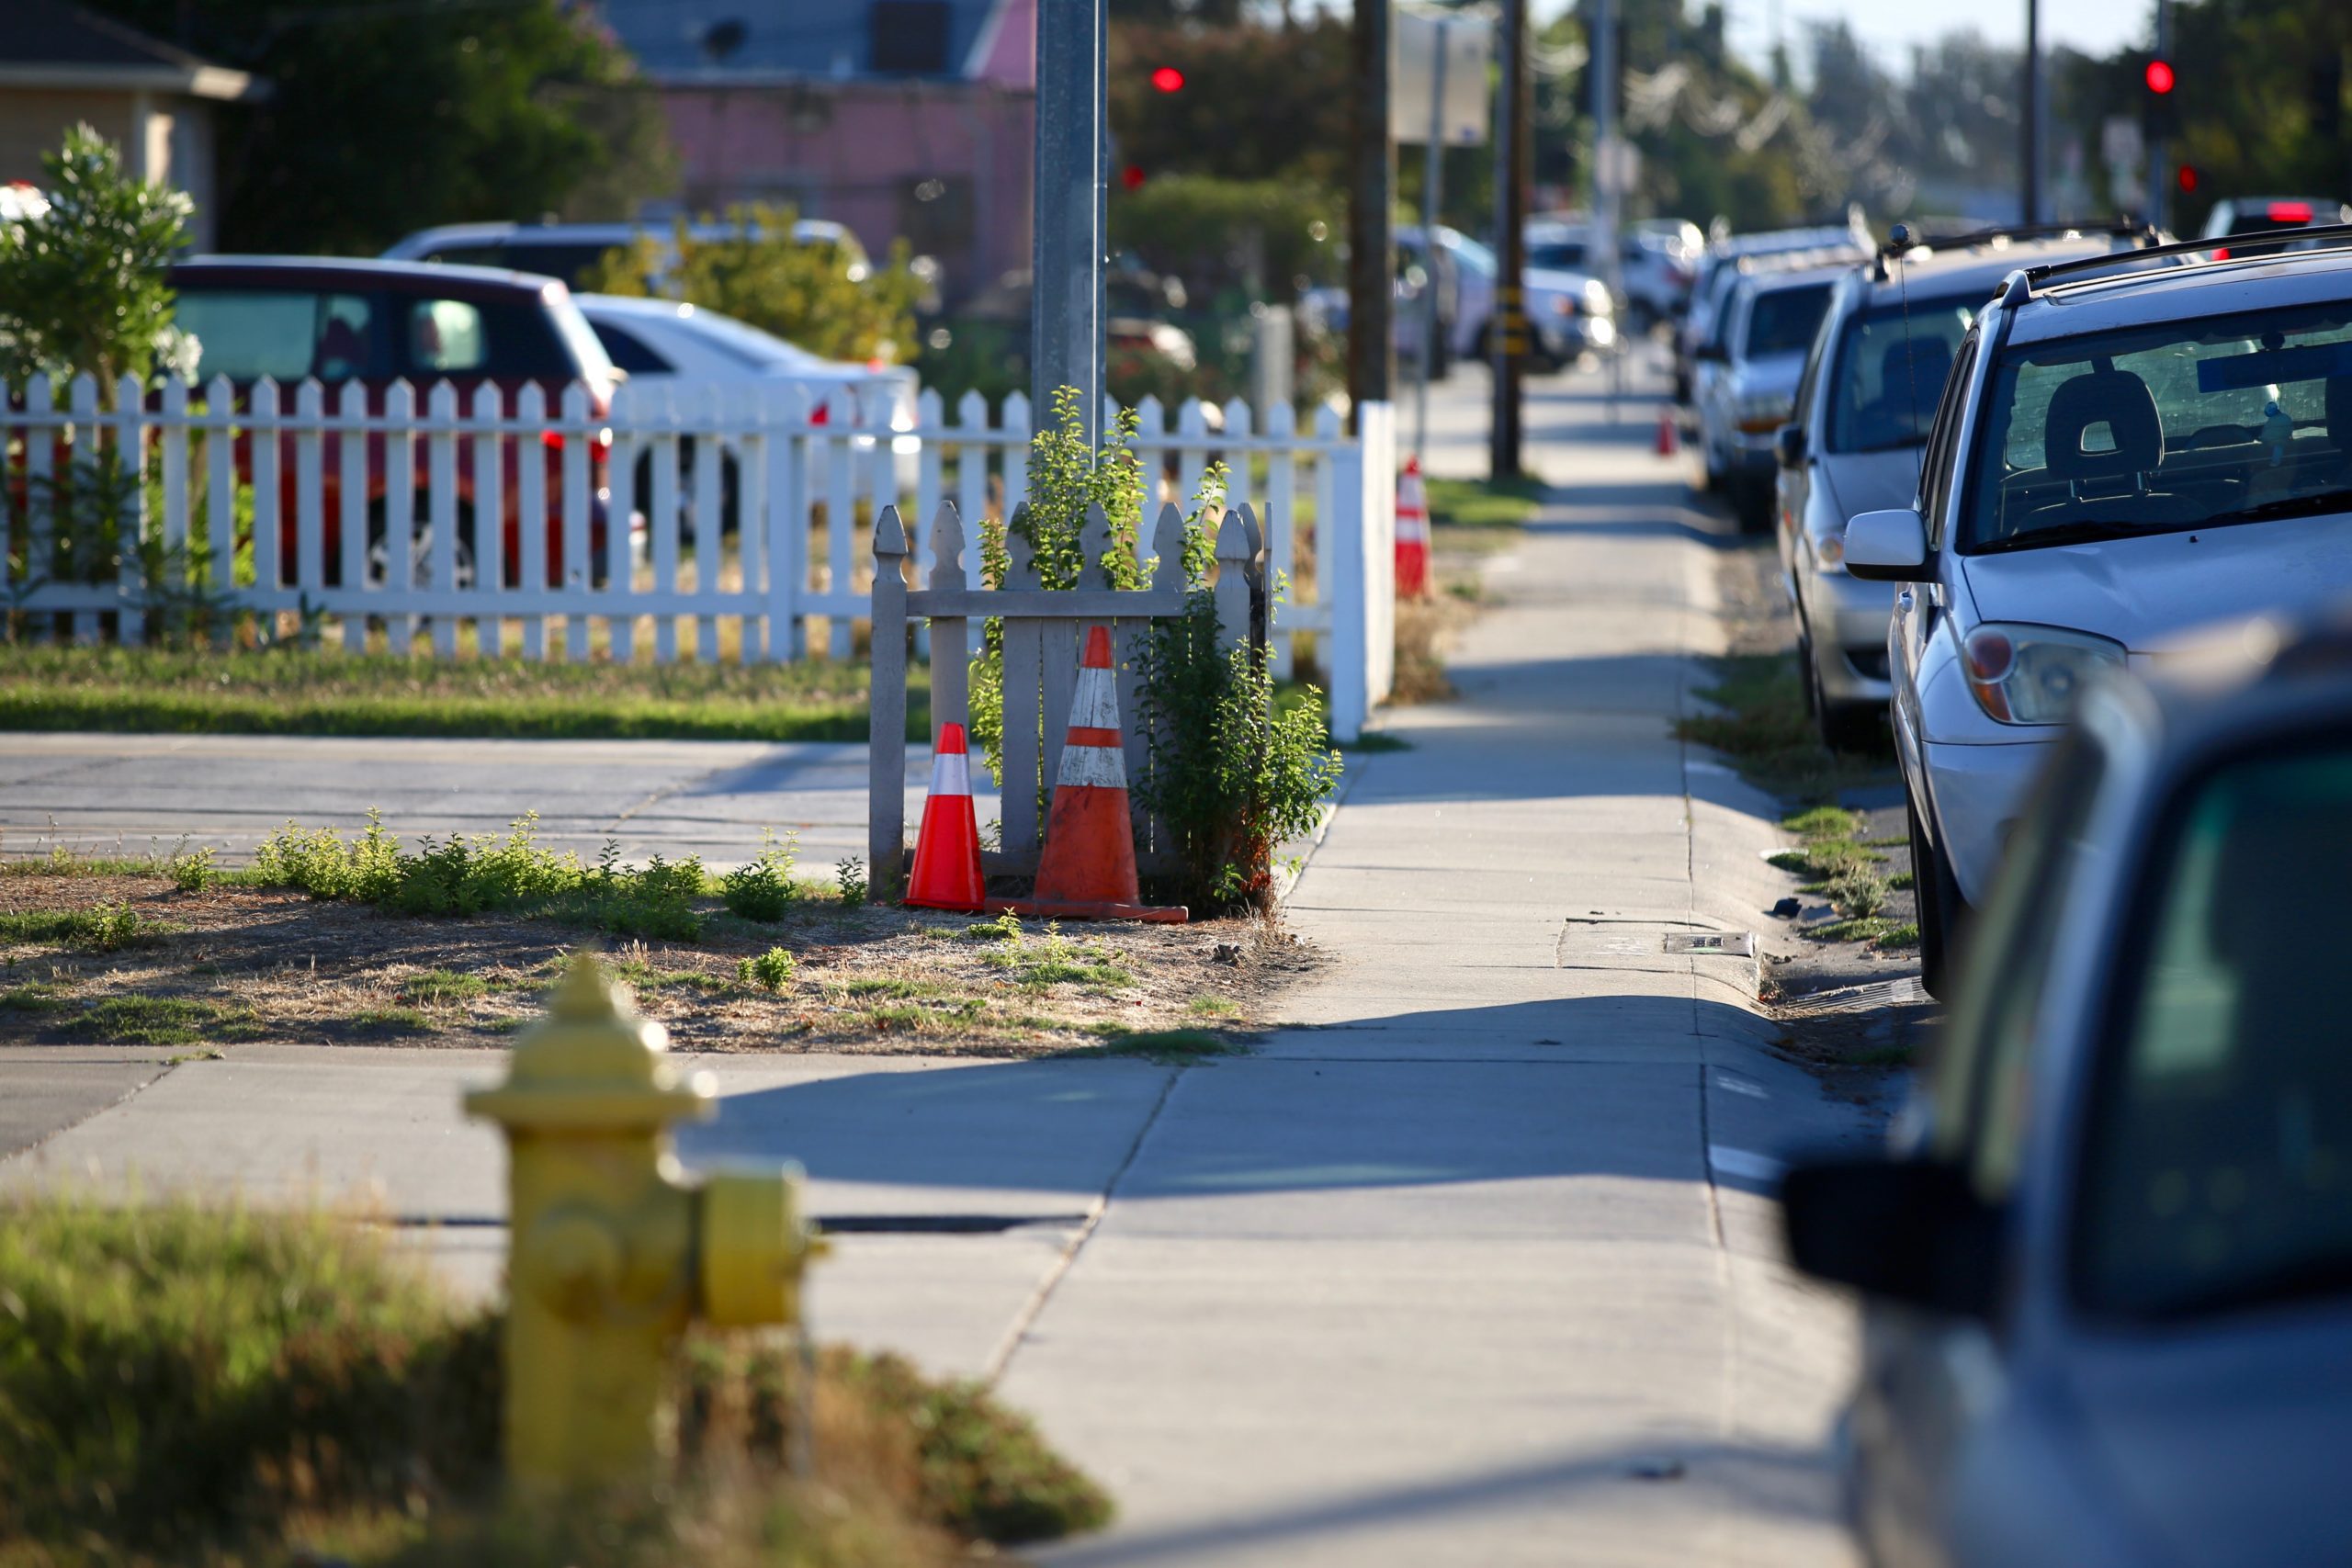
top-left (1663, 931), bottom-right (1755, 958)
top-left (1776, 976), bottom-right (1931, 1018)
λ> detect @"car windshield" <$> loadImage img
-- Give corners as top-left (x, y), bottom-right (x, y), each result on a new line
top-left (1529, 240), bottom-right (1589, 270)
top-left (1741, 282), bottom-right (1833, 358)
top-left (1963, 299), bottom-right (2352, 553)
top-left (2077, 740), bottom-right (2352, 1320)
top-left (1826, 296), bottom-right (1979, 454)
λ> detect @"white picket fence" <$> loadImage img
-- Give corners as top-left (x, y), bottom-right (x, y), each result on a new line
top-left (0, 372), bottom-right (1396, 738)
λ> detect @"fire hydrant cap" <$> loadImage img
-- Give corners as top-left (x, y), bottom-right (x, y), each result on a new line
top-left (463, 953), bottom-right (715, 1132)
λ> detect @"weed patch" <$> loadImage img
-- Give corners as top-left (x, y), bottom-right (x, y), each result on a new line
top-left (67, 996), bottom-right (256, 1046)
top-left (718, 829), bottom-right (801, 922)
top-left (736, 948), bottom-right (796, 991)
top-left (1678, 655), bottom-right (1891, 801)
top-left (0, 901), bottom-right (173, 952)
top-left (1089, 1028), bottom-right (1243, 1064)
top-left (401, 969), bottom-right (491, 1006)
top-left (347, 1008), bottom-right (436, 1036)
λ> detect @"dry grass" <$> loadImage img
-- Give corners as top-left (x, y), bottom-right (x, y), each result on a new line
top-left (0, 874), bottom-right (1316, 1056)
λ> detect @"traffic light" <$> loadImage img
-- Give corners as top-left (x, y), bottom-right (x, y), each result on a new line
top-left (2143, 54), bottom-right (2181, 137)
top-left (2143, 58), bottom-right (2175, 96)
top-left (1121, 164), bottom-right (1147, 191)
top-left (2177, 164), bottom-right (2199, 195)
top-left (1150, 65), bottom-right (1184, 93)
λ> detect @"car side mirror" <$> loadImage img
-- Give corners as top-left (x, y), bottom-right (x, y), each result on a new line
top-left (1780, 1155), bottom-right (2002, 1319)
top-left (1841, 506), bottom-right (1929, 581)
top-left (1773, 423), bottom-right (1807, 469)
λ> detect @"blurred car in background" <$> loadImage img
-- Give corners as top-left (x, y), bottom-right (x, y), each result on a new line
top-left (1782, 620), bottom-right (2352, 1568)
top-left (1310, 225), bottom-right (1611, 376)
top-left (382, 219), bottom-right (871, 289)
top-left (2197, 197), bottom-right (2352, 258)
top-left (1844, 227), bottom-right (2352, 993)
top-left (166, 256), bottom-right (624, 588)
top-left (1774, 222), bottom-right (2168, 748)
top-left (1524, 218), bottom-right (1696, 328)
top-left (1693, 261), bottom-right (1844, 531)
top-left (574, 293), bottom-right (917, 539)
top-left (1679, 222), bottom-right (1871, 400)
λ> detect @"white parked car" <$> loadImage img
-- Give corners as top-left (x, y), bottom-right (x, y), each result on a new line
top-left (573, 294), bottom-right (916, 538)
top-left (383, 219), bottom-right (871, 289)
top-left (1844, 224), bottom-right (2352, 993)
top-left (1774, 223), bottom-right (2167, 746)
top-left (1524, 219), bottom-right (1695, 328)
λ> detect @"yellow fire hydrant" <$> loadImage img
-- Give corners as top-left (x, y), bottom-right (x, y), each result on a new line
top-left (464, 952), bottom-right (822, 1488)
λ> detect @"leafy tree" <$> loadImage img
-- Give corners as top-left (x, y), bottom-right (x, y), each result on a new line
top-left (580, 206), bottom-right (922, 365)
top-left (79, 0), bottom-right (673, 255)
top-left (0, 125), bottom-right (191, 395)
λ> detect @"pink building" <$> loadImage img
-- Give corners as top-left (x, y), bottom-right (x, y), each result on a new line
top-left (598, 0), bottom-right (1035, 307)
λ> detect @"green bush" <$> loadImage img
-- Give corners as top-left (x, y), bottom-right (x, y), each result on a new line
top-left (719, 829), bottom-right (799, 922)
top-left (834, 855), bottom-right (868, 907)
top-left (735, 947), bottom-right (796, 991)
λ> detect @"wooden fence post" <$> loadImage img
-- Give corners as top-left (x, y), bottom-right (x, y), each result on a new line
top-left (928, 501), bottom-right (969, 741)
top-left (1214, 508), bottom-right (1254, 660)
top-left (869, 504), bottom-right (910, 901)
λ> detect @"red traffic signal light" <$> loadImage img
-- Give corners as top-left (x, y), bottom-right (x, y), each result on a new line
top-left (2177, 164), bottom-right (2199, 194)
top-left (2145, 58), bottom-right (2175, 95)
top-left (1121, 164), bottom-right (1147, 191)
top-left (1150, 65), bottom-right (1185, 93)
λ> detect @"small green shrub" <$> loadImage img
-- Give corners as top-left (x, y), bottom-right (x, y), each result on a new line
top-left (963, 908), bottom-right (1023, 943)
top-left (736, 947), bottom-right (796, 991)
top-left (165, 842), bottom-right (217, 892)
top-left (0, 902), bottom-right (170, 952)
top-left (835, 855), bottom-right (868, 907)
top-left (720, 828), bottom-right (799, 922)
top-left (67, 997), bottom-right (254, 1045)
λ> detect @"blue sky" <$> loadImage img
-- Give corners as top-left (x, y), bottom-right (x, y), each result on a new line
top-left (1724, 0), bottom-right (2153, 67)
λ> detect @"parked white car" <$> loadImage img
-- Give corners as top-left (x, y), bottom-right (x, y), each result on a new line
top-left (383, 219), bottom-right (871, 289)
top-left (1844, 226), bottom-right (2352, 993)
top-left (1775, 224), bottom-right (2167, 746)
top-left (1524, 219), bottom-right (1695, 327)
top-left (574, 293), bottom-right (916, 537)
top-left (1694, 262), bottom-right (1846, 531)
top-left (1784, 623), bottom-right (2352, 1568)
top-left (1678, 223), bottom-right (1870, 401)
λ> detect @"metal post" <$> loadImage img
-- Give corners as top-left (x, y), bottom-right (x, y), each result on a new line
top-left (1594, 0), bottom-right (1623, 415)
top-left (2145, 0), bottom-right (2172, 230)
top-left (1413, 18), bottom-right (1449, 463)
top-left (1348, 0), bottom-right (1395, 434)
top-left (1488, 0), bottom-right (1526, 480)
top-left (2021, 0), bottom-right (2041, 224)
top-left (1033, 0), bottom-right (1107, 444)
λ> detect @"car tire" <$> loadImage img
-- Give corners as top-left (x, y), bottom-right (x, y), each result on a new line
top-left (1909, 794), bottom-right (1966, 999)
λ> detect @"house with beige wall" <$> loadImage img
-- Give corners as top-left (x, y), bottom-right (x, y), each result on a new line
top-left (1, 0), bottom-right (266, 252)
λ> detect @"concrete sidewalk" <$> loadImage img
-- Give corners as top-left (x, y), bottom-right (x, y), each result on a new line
top-left (1, 352), bottom-right (1867, 1564)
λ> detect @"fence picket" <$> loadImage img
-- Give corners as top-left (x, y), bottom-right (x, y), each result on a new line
top-left (471, 382), bottom-right (504, 656)
top-left (1173, 399), bottom-right (1208, 528)
top-left (868, 505), bottom-right (910, 899)
top-left (67, 374), bottom-right (101, 644)
top-left (382, 380), bottom-right (416, 651)
top-left (647, 380), bottom-right (681, 664)
top-left (1001, 390), bottom-right (1030, 519)
top-left (338, 383), bottom-right (368, 651)
top-left (117, 373), bottom-right (149, 625)
top-left (1000, 516), bottom-right (1043, 861)
top-left (248, 378), bottom-right (283, 647)
top-left (1222, 398), bottom-right (1254, 513)
top-left (514, 383), bottom-right (547, 659)
top-left (560, 383), bottom-right (592, 661)
top-left (684, 383), bottom-right (721, 662)
top-left (156, 378), bottom-right (188, 645)
top-left (425, 380), bottom-right (460, 658)
top-left (822, 388), bottom-right (855, 660)
top-left (954, 390), bottom-right (989, 590)
top-left (294, 379), bottom-right (326, 616)
top-left (205, 375), bottom-right (236, 647)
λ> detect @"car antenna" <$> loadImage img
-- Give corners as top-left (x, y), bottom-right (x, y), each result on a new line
top-left (1888, 222), bottom-right (1923, 480)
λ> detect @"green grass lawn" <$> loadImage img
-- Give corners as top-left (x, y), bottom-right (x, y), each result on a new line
top-left (0, 645), bottom-right (932, 743)
top-left (1424, 473), bottom-right (1547, 530)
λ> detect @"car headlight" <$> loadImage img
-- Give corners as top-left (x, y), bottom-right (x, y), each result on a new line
top-left (1959, 623), bottom-right (2124, 725)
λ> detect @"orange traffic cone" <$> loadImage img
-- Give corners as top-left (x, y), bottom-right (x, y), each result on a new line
top-left (1655, 404), bottom-right (1679, 457)
top-left (904, 721), bottom-right (986, 913)
top-left (1396, 457), bottom-right (1432, 600)
top-left (991, 626), bottom-right (1187, 924)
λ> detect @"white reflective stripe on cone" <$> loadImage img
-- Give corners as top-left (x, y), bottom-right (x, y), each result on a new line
top-left (930, 750), bottom-right (971, 795)
top-left (1069, 668), bottom-right (1120, 729)
top-left (1057, 744), bottom-right (1127, 789)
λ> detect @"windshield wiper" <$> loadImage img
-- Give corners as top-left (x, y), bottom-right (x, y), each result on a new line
top-left (1971, 519), bottom-right (2154, 554)
top-left (2195, 489), bottom-right (2352, 531)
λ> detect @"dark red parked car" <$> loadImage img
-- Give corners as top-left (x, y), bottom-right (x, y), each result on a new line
top-left (165, 256), bottom-right (628, 587)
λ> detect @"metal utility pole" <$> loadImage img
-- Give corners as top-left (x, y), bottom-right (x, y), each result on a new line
top-left (1489, 0), bottom-right (1528, 480)
top-left (2145, 0), bottom-right (2173, 230)
top-left (1033, 0), bottom-right (1107, 443)
top-left (1412, 16), bottom-right (1450, 462)
top-left (1347, 0), bottom-right (1395, 434)
top-left (2020, 0), bottom-right (2041, 224)
top-left (1594, 0), bottom-right (1624, 416)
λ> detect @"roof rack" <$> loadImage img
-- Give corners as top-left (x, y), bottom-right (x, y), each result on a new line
top-left (1915, 215), bottom-right (2159, 254)
top-left (2001, 220), bottom-right (2352, 302)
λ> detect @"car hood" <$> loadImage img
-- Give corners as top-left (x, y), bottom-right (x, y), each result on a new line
top-left (1960, 513), bottom-right (2352, 651)
top-left (2060, 1312), bottom-right (2352, 1565)
top-left (1817, 447), bottom-right (1923, 525)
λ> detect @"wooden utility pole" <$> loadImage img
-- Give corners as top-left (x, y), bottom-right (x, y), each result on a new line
top-left (1489, 0), bottom-right (1529, 479)
top-left (1348, 0), bottom-right (1394, 433)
